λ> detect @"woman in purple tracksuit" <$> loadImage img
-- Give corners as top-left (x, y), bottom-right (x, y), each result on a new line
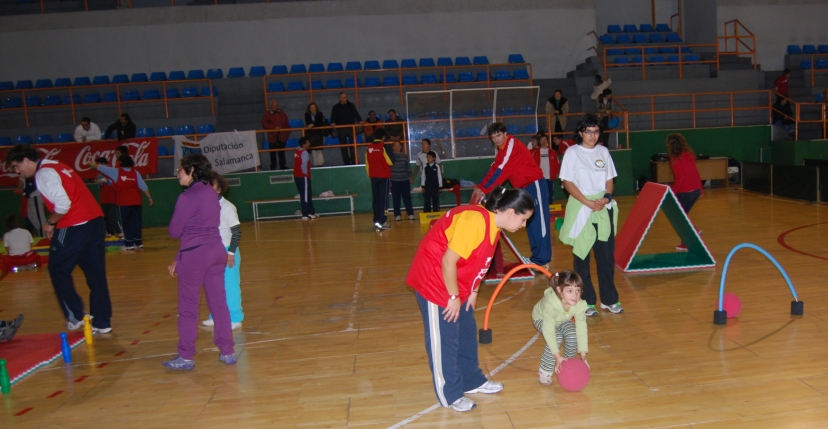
top-left (163, 154), bottom-right (235, 370)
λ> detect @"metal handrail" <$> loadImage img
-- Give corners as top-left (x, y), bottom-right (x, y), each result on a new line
top-left (810, 53), bottom-right (828, 87)
top-left (599, 43), bottom-right (718, 80)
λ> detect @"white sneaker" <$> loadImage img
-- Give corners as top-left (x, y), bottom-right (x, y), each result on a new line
top-left (408, 215), bottom-right (415, 220)
top-left (601, 302), bottom-right (624, 314)
top-left (308, 214), bottom-right (319, 219)
top-left (585, 305), bottom-right (598, 317)
top-left (395, 216), bottom-right (401, 221)
top-left (66, 320), bottom-right (84, 331)
top-left (374, 222), bottom-right (391, 230)
top-left (449, 397), bottom-right (476, 412)
top-left (302, 216), bottom-right (310, 221)
top-left (538, 370), bottom-right (553, 386)
top-left (92, 326), bottom-right (112, 334)
top-left (121, 246), bottom-right (135, 251)
top-left (202, 318), bottom-right (214, 327)
top-left (464, 380), bottom-right (503, 394)
top-left (231, 322), bottom-right (242, 330)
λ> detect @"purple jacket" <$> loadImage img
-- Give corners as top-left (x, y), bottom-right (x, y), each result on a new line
top-left (169, 181), bottom-right (222, 260)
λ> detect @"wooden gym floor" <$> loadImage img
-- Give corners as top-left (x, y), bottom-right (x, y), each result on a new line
top-left (2, 187), bottom-right (828, 428)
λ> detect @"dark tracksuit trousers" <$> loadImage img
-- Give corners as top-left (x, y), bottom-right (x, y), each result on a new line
top-left (574, 207), bottom-right (619, 307)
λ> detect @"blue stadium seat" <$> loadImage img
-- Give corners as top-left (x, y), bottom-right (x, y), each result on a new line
top-left (524, 124), bottom-right (538, 134)
top-left (667, 55), bottom-right (680, 63)
top-left (311, 80), bottom-right (323, 90)
top-left (44, 95), bottom-right (62, 106)
top-left (92, 76), bottom-right (109, 85)
top-left (644, 47), bottom-right (658, 54)
top-left (803, 45), bottom-right (818, 54)
top-left (455, 57), bottom-right (471, 66)
top-left (684, 54), bottom-right (701, 62)
top-left (632, 34), bottom-right (647, 43)
top-left (54, 78), bottom-right (72, 87)
top-left (402, 75), bottom-right (418, 85)
top-left (187, 70), bottom-right (205, 79)
top-left (136, 128), bottom-right (154, 137)
top-left (599, 34), bottom-right (614, 44)
top-left (650, 56), bottom-right (665, 63)
top-left (165, 88), bottom-right (180, 98)
top-left (458, 72), bottom-right (474, 82)
top-left (112, 74), bottom-right (129, 84)
top-left (820, 45), bottom-right (828, 54)
top-left (419, 58), bottom-right (436, 67)
top-left (249, 66), bottom-right (266, 77)
top-left (401, 59), bottom-right (417, 68)
top-left (158, 146), bottom-right (168, 156)
top-left (35, 79), bottom-right (53, 88)
top-left (0, 81), bottom-right (13, 91)
top-left (477, 71), bottom-right (489, 81)
top-left (285, 138), bottom-right (300, 148)
top-left (639, 23), bottom-right (654, 32)
top-left (326, 63), bottom-right (344, 72)
top-left (197, 124), bottom-right (215, 134)
top-left (364, 77), bottom-right (381, 87)
top-left (630, 56), bottom-right (643, 64)
top-left (289, 64), bottom-right (307, 74)
top-left (142, 89), bottom-right (160, 99)
top-left (73, 77), bottom-right (91, 86)
top-left (14, 135), bottom-right (32, 144)
top-left (270, 65), bottom-right (288, 75)
top-left (156, 127), bottom-right (174, 137)
top-left (287, 81), bottom-right (305, 91)
top-left (513, 69), bottom-right (530, 80)
top-left (150, 72), bottom-right (167, 81)
top-left (506, 125), bottom-right (520, 135)
top-left (206, 69), bottom-right (223, 79)
top-left (382, 76), bottom-right (400, 86)
top-left (508, 54), bottom-right (525, 63)
top-left (649, 33), bottom-right (665, 43)
top-left (613, 57), bottom-right (630, 65)
top-left (25, 96), bottom-right (41, 107)
top-left (500, 107), bottom-right (516, 117)
top-left (131, 73), bottom-right (149, 83)
top-left (324, 79), bottom-right (341, 89)
top-left (176, 125), bottom-right (195, 135)
top-left (624, 48), bottom-right (640, 55)
top-left (454, 128), bottom-right (464, 138)
top-left (35, 134), bottom-right (53, 144)
top-left (63, 94), bottom-right (80, 105)
top-left (606, 48), bottom-right (624, 55)
top-left (659, 47), bottom-right (678, 53)
top-left (308, 63), bottom-right (325, 73)
top-left (519, 106), bottom-right (535, 114)
top-left (481, 108), bottom-right (493, 117)
top-left (816, 94), bottom-right (824, 103)
top-left (787, 45), bottom-right (803, 54)
top-left (82, 93), bottom-right (101, 103)
top-left (421, 74), bottom-right (438, 84)
top-left (169, 71), bottom-right (186, 80)
top-left (103, 92), bottom-right (118, 102)
top-left (817, 60), bottom-right (828, 69)
top-left (346, 61), bottom-right (362, 71)
top-left (266, 82), bottom-right (285, 93)
top-left (227, 67), bottom-right (245, 78)
top-left (181, 87), bottom-right (199, 97)
top-left (623, 24), bottom-right (638, 33)
top-left (0, 137), bottom-right (12, 146)
top-left (681, 46), bottom-right (693, 53)
top-left (344, 78), bottom-right (359, 88)
top-left (122, 91), bottom-right (140, 101)
top-left (655, 23), bottom-right (671, 32)
top-left (494, 70), bottom-right (511, 80)
top-left (364, 60), bottom-right (381, 70)
top-left (437, 57), bottom-right (453, 67)
top-left (616, 34), bottom-right (632, 44)
top-left (443, 73), bottom-right (456, 83)
top-left (607, 25), bottom-right (622, 33)
top-left (473, 56), bottom-right (489, 65)
top-left (666, 33), bottom-right (682, 43)
top-left (382, 60), bottom-right (399, 69)
top-left (462, 109), bottom-right (478, 118)
top-left (323, 135), bottom-right (338, 146)
top-left (55, 134), bottom-right (73, 143)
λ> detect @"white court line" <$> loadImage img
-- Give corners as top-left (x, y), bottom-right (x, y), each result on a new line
top-left (387, 333), bottom-right (541, 429)
top-left (345, 267), bottom-right (363, 332)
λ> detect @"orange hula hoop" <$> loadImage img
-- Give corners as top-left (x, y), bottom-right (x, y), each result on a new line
top-left (482, 263), bottom-right (552, 331)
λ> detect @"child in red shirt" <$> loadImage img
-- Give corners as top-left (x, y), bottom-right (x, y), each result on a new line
top-left (531, 134), bottom-right (561, 203)
top-left (667, 133), bottom-right (702, 251)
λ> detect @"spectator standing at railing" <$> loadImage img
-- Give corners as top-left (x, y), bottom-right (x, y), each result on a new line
top-left (363, 110), bottom-right (383, 144)
top-left (385, 109), bottom-right (405, 141)
top-left (595, 89), bottom-right (614, 146)
top-left (591, 75), bottom-right (611, 101)
top-left (545, 90), bottom-right (569, 132)
top-left (105, 114), bottom-right (136, 141)
top-left (304, 102), bottom-right (329, 167)
top-left (330, 92), bottom-right (363, 166)
top-left (262, 100), bottom-right (290, 170)
top-left (773, 69), bottom-right (791, 101)
top-left (74, 117), bottom-right (102, 142)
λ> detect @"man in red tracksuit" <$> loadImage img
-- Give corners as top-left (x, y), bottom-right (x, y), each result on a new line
top-left (471, 122), bottom-right (551, 267)
top-left (262, 99), bottom-right (291, 170)
top-left (365, 129), bottom-right (394, 230)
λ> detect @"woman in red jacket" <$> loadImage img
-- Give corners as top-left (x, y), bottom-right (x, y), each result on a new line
top-left (406, 186), bottom-right (534, 412)
top-left (667, 133), bottom-right (702, 251)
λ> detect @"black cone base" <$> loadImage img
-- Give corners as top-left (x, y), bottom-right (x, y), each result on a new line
top-left (713, 310), bottom-right (728, 325)
top-left (479, 329), bottom-right (492, 344)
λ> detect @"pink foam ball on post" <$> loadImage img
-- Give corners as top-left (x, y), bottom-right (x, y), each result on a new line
top-left (557, 359), bottom-right (590, 392)
top-left (723, 292), bottom-right (742, 318)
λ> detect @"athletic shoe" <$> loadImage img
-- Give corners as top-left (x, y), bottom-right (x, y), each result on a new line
top-left (0, 314), bottom-right (23, 342)
top-left (92, 326), bottom-right (112, 334)
top-left (121, 246), bottom-right (135, 251)
top-left (538, 370), bottom-right (553, 386)
top-left (308, 214), bottom-right (319, 219)
top-left (585, 305), bottom-right (598, 317)
top-left (231, 322), bottom-right (242, 330)
top-left (676, 244), bottom-right (688, 251)
top-left (202, 318), bottom-right (215, 327)
top-left (374, 222), bottom-right (391, 230)
top-left (66, 319), bottom-right (85, 331)
top-left (137, 244), bottom-right (144, 249)
top-left (219, 354), bottom-right (237, 365)
top-left (162, 356), bottom-right (194, 371)
top-left (465, 380), bottom-right (503, 394)
top-left (395, 216), bottom-right (401, 221)
top-left (601, 302), bottom-right (624, 314)
top-left (449, 397), bottom-right (476, 412)
top-left (302, 216), bottom-right (310, 221)
top-left (408, 215), bottom-right (415, 220)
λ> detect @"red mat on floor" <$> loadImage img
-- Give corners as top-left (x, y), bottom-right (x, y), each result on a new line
top-left (0, 332), bottom-right (86, 387)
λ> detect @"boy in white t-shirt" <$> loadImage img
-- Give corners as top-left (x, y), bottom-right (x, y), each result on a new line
top-left (2, 215), bottom-right (41, 272)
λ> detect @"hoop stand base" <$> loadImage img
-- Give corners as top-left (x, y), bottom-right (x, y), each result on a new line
top-left (713, 310), bottom-right (728, 325)
top-left (479, 329), bottom-right (492, 344)
top-left (791, 301), bottom-right (804, 315)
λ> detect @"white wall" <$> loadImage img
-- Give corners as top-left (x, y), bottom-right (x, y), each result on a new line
top-left (0, 0), bottom-right (596, 82)
top-left (593, 0), bottom-right (651, 34)
top-left (718, 0), bottom-right (828, 71)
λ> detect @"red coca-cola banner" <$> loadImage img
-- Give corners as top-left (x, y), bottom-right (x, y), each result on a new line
top-left (0, 138), bottom-right (158, 187)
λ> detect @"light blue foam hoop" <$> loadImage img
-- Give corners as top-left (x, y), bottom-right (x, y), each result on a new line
top-left (718, 243), bottom-right (799, 312)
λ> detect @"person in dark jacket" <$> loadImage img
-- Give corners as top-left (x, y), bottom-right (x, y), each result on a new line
top-left (304, 102), bottom-right (329, 167)
top-left (330, 92), bottom-right (363, 166)
top-left (105, 114), bottom-right (136, 141)
top-left (262, 99), bottom-right (291, 170)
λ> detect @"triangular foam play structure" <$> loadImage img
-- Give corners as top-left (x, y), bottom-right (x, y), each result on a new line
top-left (1, 331), bottom-right (87, 388)
top-left (615, 182), bottom-right (715, 273)
top-left (484, 233), bottom-right (535, 282)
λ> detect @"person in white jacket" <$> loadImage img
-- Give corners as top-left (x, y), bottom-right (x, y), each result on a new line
top-left (74, 117), bottom-right (102, 142)
top-left (590, 75), bottom-right (612, 101)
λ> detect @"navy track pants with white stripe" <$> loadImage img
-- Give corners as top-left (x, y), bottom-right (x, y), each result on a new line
top-left (524, 179), bottom-right (552, 265)
top-left (415, 291), bottom-right (488, 407)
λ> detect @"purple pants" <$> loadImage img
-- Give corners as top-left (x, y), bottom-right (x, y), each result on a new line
top-left (176, 240), bottom-right (234, 359)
